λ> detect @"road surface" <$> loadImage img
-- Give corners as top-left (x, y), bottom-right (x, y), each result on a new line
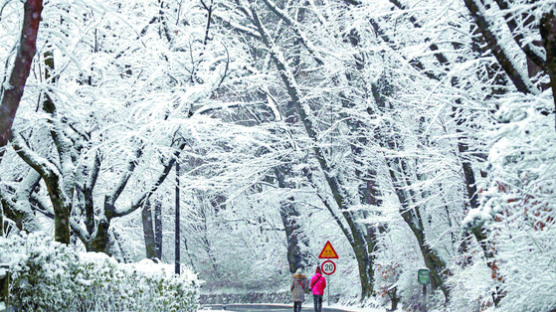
top-left (202, 304), bottom-right (354, 312)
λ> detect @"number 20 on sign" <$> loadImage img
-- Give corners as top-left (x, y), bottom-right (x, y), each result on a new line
top-left (321, 260), bottom-right (336, 275)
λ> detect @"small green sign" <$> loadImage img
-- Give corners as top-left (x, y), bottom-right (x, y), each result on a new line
top-left (418, 269), bottom-right (430, 285)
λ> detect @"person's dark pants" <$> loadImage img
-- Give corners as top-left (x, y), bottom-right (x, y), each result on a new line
top-left (294, 301), bottom-right (302, 312)
top-left (313, 295), bottom-right (323, 312)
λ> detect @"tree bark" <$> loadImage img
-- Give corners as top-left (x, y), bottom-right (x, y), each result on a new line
top-left (142, 201), bottom-right (156, 259)
top-left (84, 152), bottom-right (101, 235)
top-left (12, 135), bottom-right (71, 244)
top-left (154, 199), bottom-right (163, 259)
top-left (0, 0), bottom-right (43, 161)
top-left (0, 203), bottom-right (3, 237)
top-left (175, 161), bottom-right (180, 275)
top-left (275, 168), bottom-right (310, 273)
top-left (540, 11), bottom-right (556, 131)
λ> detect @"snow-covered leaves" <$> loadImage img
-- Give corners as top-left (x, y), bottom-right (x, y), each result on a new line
top-left (1, 233), bottom-right (199, 312)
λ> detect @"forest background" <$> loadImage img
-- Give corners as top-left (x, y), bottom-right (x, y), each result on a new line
top-left (0, 0), bottom-right (555, 311)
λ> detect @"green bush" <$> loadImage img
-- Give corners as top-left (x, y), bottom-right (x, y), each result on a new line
top-left (0, 233), bottom-right (199, 312)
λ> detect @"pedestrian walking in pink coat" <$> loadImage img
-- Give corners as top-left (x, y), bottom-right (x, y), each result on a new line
top-left (310, 266), bottom-right (326, 312)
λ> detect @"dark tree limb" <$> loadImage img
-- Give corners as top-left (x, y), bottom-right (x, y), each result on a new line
top-left (213, 14), bottom-right (261, 40)
top-left (103, 147), bottom-right (143, 219)
top-left (91, 141), bottom-right (187, 254)
top-left (493, 0), bottom-right (546, 70)
top-left (115, 142), bottom-right (186, 218)
top-left (12, 132), bottom-right (71, 244)
top-left (201, 0), bottom-right (214, 46)
top-left (142, 200), bottom-right (156, 259)
top-left (84, 151), bottom-right (101, 235)
top-left (388, 0), bottom-right (451, 66)
top-left (154, 199), bottom-right (163, 259)
top-left (386, 157), bottom-right (450, 299)
top-left (0, 0), bottom-right (43, 161)
top-left (540, 11), bottom-right (556, 131)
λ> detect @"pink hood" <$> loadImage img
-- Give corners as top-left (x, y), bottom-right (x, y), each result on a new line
top-left (310, 272), bottom-right (326, 295)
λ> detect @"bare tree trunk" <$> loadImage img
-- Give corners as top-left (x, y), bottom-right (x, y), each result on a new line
top-left (540, 11), bottom-right (556, 131)
top-left (0, 203), bottom-right (3, 237)
top-left (258, 1), bottom-right (317, 274)
top-left (142, 201), bottom-right (156, 259)
top-left (154, 199), bottom-right (163, 259)
top-left (0, 0), bottom-right (43, 161)
top-left (275, 168), bottom-right (310, 273)
top-left (12, 136), bottom-right (72, 244)
top-left (370, 74), bottom-right (450, 299)
top-left (343, 22), bottom-right (384, 300)
top-left (373, 2), bottom-right (508, 301)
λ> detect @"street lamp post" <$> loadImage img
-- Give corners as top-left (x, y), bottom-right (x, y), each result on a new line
top-left (175, 161), bottom-right (180, 275)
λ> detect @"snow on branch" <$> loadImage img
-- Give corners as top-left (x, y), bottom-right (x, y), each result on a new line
top-left (111, 140), bottom-right (188, 219)
top-left (104, 147), bottom-right (144, 216)
top-left (260, 0), bottom-right (324, 65)
top-left (213, 13), bottom-right (261, 40)
top-left (463, 0), bottom-right (539, 94)
top-left (493, 0), bottom-right (546, 69)
top-left (11, 131), bottom-right (63, 185)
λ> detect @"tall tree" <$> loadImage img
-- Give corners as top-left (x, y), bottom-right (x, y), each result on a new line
top-left (0, 0), bottom-right (43, 161)
top-left (142, 200), bottom-right (156, 259)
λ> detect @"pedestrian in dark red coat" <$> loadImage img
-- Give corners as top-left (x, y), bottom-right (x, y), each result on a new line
top-left (310, 266), bottom-right (326, 312)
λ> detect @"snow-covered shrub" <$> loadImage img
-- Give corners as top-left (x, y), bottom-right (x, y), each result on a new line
top-left (450, 94), bottom-right (556, 312)
top-left (0, 233), bottom-right (199, 312)
top-left (482, 94), bottom-right (556, 312)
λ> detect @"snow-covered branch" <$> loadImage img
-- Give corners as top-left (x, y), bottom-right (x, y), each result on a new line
top-left (463, 0), bottom-right (539, 94)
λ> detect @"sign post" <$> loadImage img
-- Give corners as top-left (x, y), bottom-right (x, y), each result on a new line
top-left (321, 260), bottom-right (336, 306)
top-left (319, 241), bottom-right (338, 306)
top-left (417, 268), bottom-right (430, 312)
top-left (175, 162), bottom-right (180, 275)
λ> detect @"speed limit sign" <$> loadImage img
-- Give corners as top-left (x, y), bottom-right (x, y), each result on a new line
top-left (321, 260), bottom-right (336, 275)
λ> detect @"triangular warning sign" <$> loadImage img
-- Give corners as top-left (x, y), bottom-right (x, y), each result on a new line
top-left (318, 241), bottom-right (338, 259)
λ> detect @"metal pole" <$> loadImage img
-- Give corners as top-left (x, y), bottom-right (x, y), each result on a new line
top-left (175, 161), bottom-right (180, 275)
top-left (327, 276), bottom-right (330, 306)
top-left (0, 202), bottom-right (4, 237)
top-left (423, 284), bottom-right (427, 312)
